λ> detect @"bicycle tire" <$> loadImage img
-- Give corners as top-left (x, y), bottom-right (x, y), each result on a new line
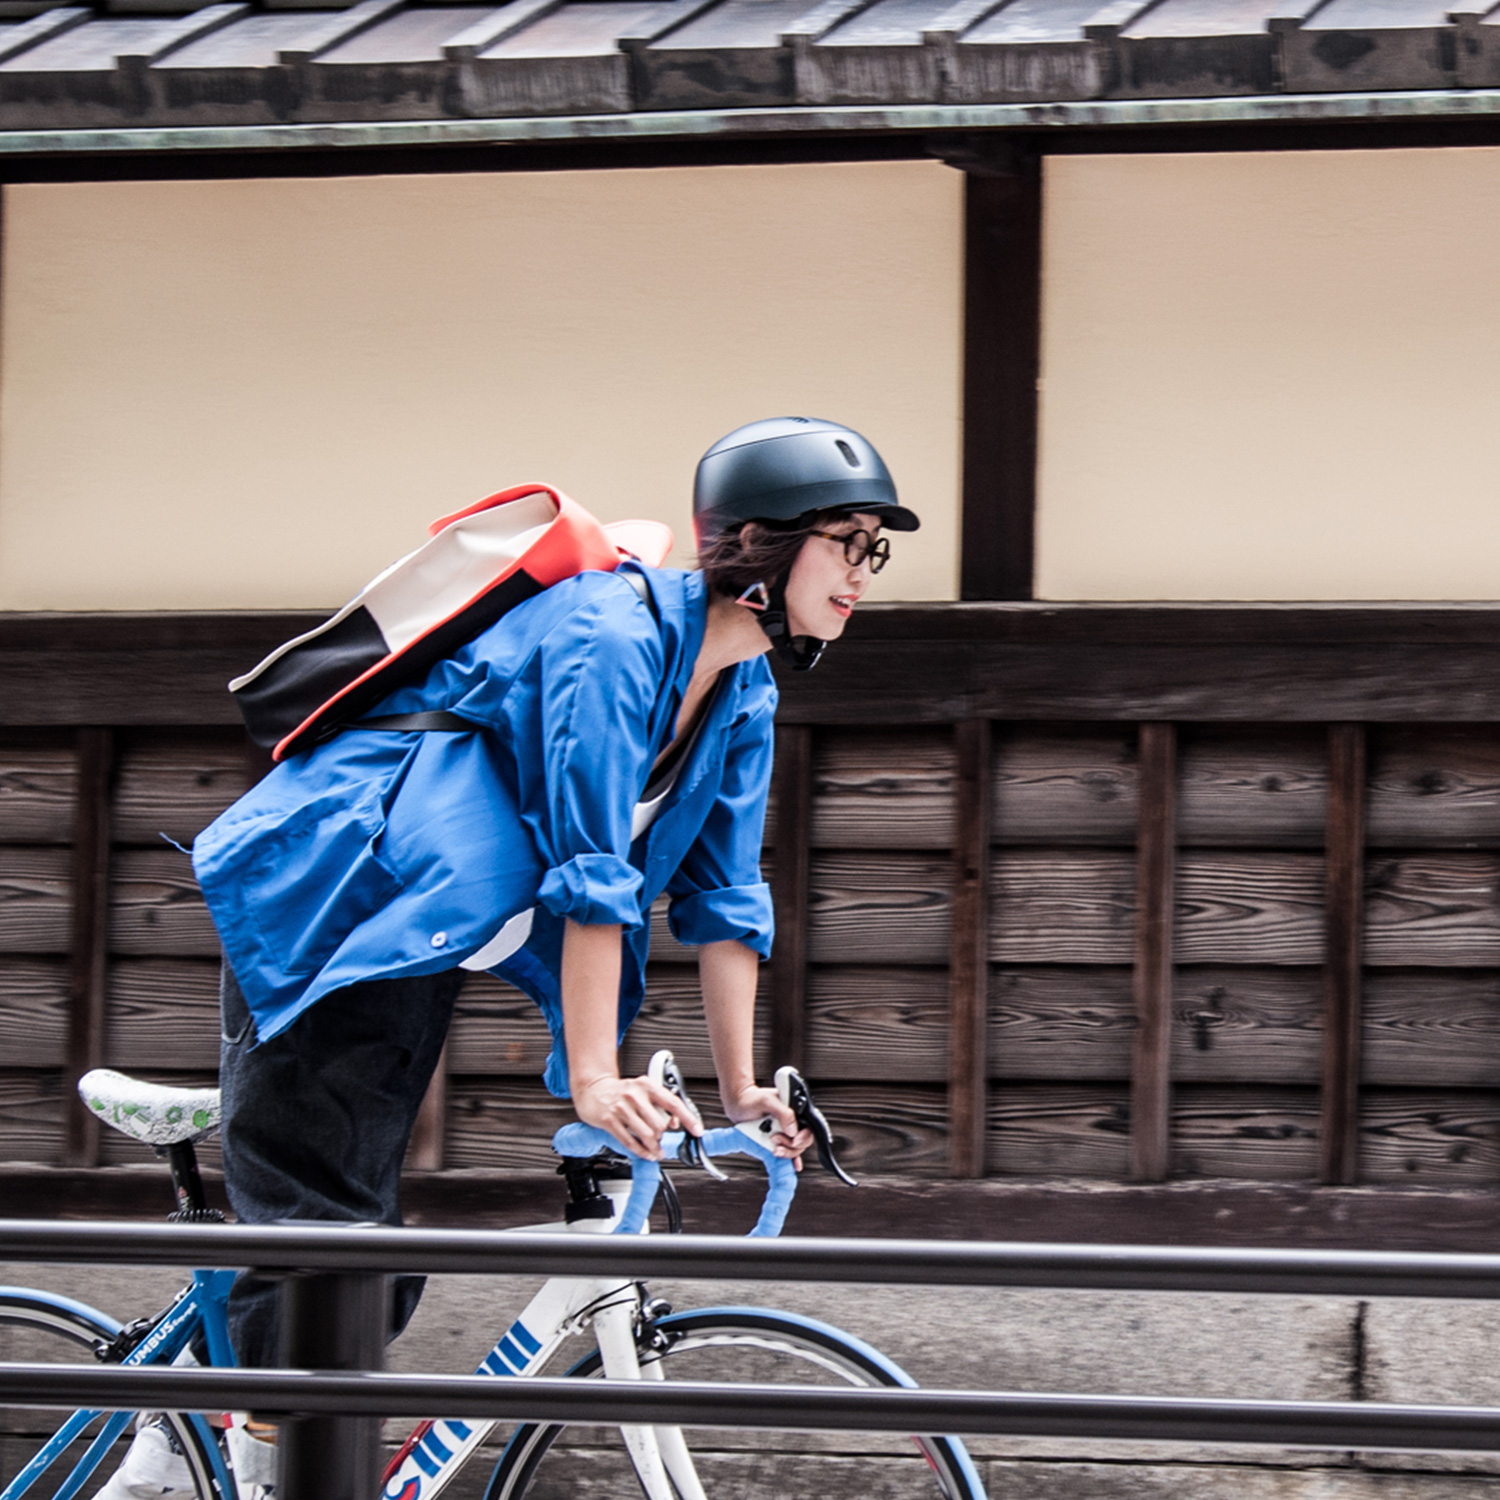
top-left (482, 1305), bottom-right (987, 1500)
top-left (0, 1288), bottom-right (222, 1500)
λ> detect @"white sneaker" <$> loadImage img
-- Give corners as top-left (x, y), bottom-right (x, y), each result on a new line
top-left (225, 1422), bottom-right (277, 1499)
top-left (96, 1418), bottom-right (194, 1498)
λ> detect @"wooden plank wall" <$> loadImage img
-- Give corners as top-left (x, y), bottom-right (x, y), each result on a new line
top-left (5, 714), bottom-right (1500, 1189)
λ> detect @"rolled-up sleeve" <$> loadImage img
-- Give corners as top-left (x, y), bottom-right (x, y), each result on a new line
top-left (666, 672), bottom-right (777, 956)
top-left (519, 583), bottom-right (659, 928)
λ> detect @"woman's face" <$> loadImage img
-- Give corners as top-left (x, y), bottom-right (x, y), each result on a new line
top-left (782, 512), bottom-right (884, 642)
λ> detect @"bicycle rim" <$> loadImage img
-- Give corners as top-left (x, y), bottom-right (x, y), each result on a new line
top-left (0, 1290), bottom-right (222, 1500)
top-left (482, 1306), bottom-right (987, 1500)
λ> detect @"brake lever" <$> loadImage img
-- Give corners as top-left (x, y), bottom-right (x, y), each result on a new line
top-left (776, 1065), bottom-right (858, 1187)
top-left (649, 1049), bottom-right (727, 1182)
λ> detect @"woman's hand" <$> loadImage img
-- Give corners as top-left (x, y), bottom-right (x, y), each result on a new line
top-left (724, 1083), bottom-right (814, 1169)
top-left (573, 1072), bottom-right (703, 1161)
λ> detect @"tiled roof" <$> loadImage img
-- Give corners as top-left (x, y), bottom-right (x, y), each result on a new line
top-left (0, 0), bottom-right (1493, 133)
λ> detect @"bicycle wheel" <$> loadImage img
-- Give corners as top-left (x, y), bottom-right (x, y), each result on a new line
top-left (0, 1289), bottom-right (221, 1500)
top-left (483, 1305), bottom-right (987, 1500)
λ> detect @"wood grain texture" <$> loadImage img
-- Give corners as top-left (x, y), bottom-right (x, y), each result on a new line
top-left (65, 728), bottom-right (113, 1166)
top-left (1364, 854), bottom-right (1500, 967)
top-left (647, 896), bottom-right (698, 963)
top-left (0, 746), bottom-right (75, 845)
top-left (1171, 967), bottom-right (1322, 1085)
top-left (17, 607), bottom-right (1500, 728)
top-left (1132, 722), bottom-right (1176, 1182)
top-left (805, 966), bottom-right (947, 1082)
top-left (1364, 970), bottom-right (1500, 1087)
top-left (0, 1069), bottom-right (63, 1164)
top-left (447, 971), bottom-right (563, 1077)
top-left (1367, 726), bottom-right (1500, 848)
top-left (985, 1083), bottom-right (1132, 1179)
top-left (809, 851), bottom-right (951, 965)
top-left (990, 727), bottom-right (1138, 846)
top-left (108, 847), bottom-right (218, 956)
top-left (1321, 723), bottom-right (1366, 1186)
top-left (1358, 1089), bottom-right (1500, 1186)
top-left (111, 733), bottom-right (249, 847)
top-left (988, 852), bottom-right (1135, 964)
top-left (987, 966), bottom-right (1135, 1081)
top-left (949, 718), bottom-right (992, 1176)
top-left (0, 957), bottom-right (68, 1067)
top-left (1171, 1085), bottom-right (1318, 1182)
top-left (1174, 853), bottom-right (1325, 965)
top-left (811, 729), bottom-right (953, 850)
top-left (104, 957), bottom-right (221, 1070)
top-left (0, 847), bottom-right (71, 953)
top-left (15, 1166), bottom-right (1500, 1250)
top-left (777, 636), bottom-right (1500, 726)
top-left (803, 1082), bottom-right (949, 1176)
top-left (1177, 728), bottom-right (1327, 848)
top-left (444, 1078), bottom-right (609, 1171)
top-left (623, 968), bottom-right (771, 1081)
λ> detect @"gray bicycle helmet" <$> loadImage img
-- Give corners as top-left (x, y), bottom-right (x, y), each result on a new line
top-left (693, 417), bottom-right (918, 671)
top-left (693, 416), bottom-right (919, 546)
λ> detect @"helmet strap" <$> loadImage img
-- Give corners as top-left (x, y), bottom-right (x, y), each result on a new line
top-left (750, 575), bottom-right (826, 672)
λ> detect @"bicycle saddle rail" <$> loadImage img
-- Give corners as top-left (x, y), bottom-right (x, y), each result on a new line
top-left (551, 1123), bottom-right (797, 1237)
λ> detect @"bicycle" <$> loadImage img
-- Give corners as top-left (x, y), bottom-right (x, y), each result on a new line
top-left (1, 1057), bottom-right (987, 1500)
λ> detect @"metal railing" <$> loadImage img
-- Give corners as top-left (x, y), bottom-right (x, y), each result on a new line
top-left (6, 1220), bottom-right (1500, 1499)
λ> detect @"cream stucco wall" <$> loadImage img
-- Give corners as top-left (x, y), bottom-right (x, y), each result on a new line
top-left (1037, 147), bottom-right (1500, 601)
top-left (0, 160), bottom-right (961, 611)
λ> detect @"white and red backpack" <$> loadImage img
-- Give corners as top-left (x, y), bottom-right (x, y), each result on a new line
top-left (232, 483), bottom-right (672, 762)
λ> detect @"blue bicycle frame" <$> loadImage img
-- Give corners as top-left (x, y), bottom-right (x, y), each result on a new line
top-left (2, 1270), bottom-right (240, 1500)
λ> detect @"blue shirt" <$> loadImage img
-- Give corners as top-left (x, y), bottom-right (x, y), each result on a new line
top-left (192, 564), bottom-right (777, 1096)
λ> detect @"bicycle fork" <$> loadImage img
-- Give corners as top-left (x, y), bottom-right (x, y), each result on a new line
top-left (592, 1295), bottom-right (706, 1500)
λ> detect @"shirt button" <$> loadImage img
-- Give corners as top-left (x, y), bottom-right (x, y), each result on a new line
top-left (431, 932), bottom-right (448, 949)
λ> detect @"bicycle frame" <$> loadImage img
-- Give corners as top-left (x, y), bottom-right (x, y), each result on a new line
top-left (2, 1270), bottom-right (239, 1500)
top-left (380, 1180), bottom-right (701, 1500)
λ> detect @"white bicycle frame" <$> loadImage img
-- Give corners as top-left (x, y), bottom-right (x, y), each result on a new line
top-left (380, 1177), bottom-right (702, 1500)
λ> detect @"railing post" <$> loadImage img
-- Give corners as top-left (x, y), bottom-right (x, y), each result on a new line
top-left (275, 1269), bottom-right (388, 1500)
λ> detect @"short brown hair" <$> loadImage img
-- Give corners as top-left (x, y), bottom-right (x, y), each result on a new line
top-left (698, 511), bottom-right (847, 600)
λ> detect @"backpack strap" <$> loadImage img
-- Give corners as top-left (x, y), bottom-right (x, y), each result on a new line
top-left (357, 712), bottom-right (472, 733)
top-left (355, 572), bottom-right (659, 737)
top-left (620, 566), bottom-right (658, 619)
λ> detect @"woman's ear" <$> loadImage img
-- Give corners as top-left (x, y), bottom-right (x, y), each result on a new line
top-left (736, 522), bottom-right (764, 551)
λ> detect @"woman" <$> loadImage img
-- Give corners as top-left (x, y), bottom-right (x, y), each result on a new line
top-left (190, 414), bottom-right (919, 1372)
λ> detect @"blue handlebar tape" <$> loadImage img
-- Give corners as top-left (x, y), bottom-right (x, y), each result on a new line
top-left (549, 1123), bottom-right (798, 1237)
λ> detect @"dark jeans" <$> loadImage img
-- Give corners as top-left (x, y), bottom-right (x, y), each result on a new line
top-left (219, 962), bottom-right (462, 1367)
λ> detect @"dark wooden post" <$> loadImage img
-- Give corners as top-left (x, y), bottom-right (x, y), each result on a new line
top-left (959, 149), bottom-right (1043, 602)
top-left (1131, 722), bottom-right (1177, 1182)
top-left (63, 727), bottom-right (114, 1166)
top-left (1320, 723), bottom-right (1366, 1186)
top-left (948, 718), bottom-right (993, 1177)
top-left (769, 724), bottom-right (813, 1073)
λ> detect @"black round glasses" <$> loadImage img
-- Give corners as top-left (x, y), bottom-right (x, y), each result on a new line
top-left (806, 528), bottom-right (891, 574)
